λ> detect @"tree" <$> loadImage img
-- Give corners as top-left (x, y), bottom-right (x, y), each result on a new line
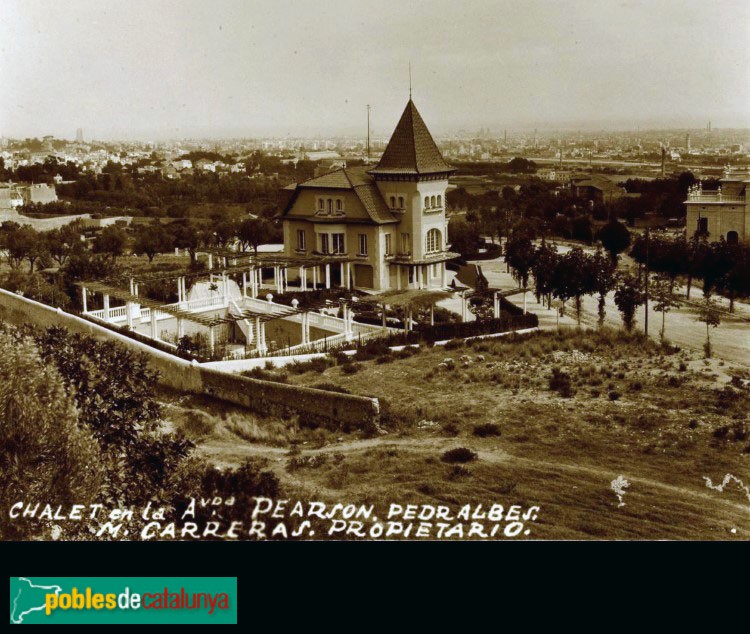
top-left (531, 240), bottom-right (560, 308)
top-left (448, 216), bottom-right (480, 256)
top-left (651, 273), bottom-right (680, 342)
top-left (169, 220), bottom-right (204, 262)
top-left (44, 222), bottom-right (84, 266)
top-left (696, 296), bottom-right (721, 358)
top-left (1, 224), bottom-right (37, 269)
top-left (92, 225), bottom-right (126, 263)
top-left (596, 217), bottom-right (631, 264)
top-left (590, 248), bottom-right (616, 326)
top-left (237, 217), bottom-right (272, 254)
top-left (133, 223), bottom-right (172, 262)
top-left (614, 273), bottom-right (645, 332)
top-left (35, 327), bottom-right (192, 505)
top-left (551, 248), bottom-right (595, 325)
top-left (0, 330), bottom-right (103, 539)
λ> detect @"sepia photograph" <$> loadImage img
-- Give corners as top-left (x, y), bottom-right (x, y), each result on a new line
top-left (1, 0), bottom-right (749, 546)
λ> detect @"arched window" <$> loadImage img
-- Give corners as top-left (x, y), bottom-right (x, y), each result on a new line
top-left (318, 199), bottom-right (324, 211)
top-left (336, 199), bottom-right (342, 212)
top-left (327, 199), bottom-right (333, 213)
top-left (426, 228), bottom-right (442, 254)
top-left (424, 196), bottom-right (430, 209)
top-left (430, 195), bottom-right (436, 208)
top-left (398, 196), bottom-right (404, 209)
top-left (437, 194), bottom-right (442, 207)
top-left (390, 196), bottom-right (396, 208)
top-left (727, 230), bottom-right (739, 244)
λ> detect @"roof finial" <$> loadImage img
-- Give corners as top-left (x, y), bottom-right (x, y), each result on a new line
top-left (409, 61), bottom-right (412, 100)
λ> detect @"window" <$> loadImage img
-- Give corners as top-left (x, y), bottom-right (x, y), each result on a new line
top-left (400, 232), bottom-right (410, 254)
top-left (727, 230), bottom-right (739, 244)
top-left (424, 196), bottom-right (430, 209)
top-left (437, 194), bottom-right (442, 207)
top-left (390, 196), bottom-right (396, 209)
top-left (384, 234), bottom-right (392, 256)
top-left (327, 199), bottom-right (333, 214)
top-left (358, 234), bottom-right (368, 256)
top-left (430, 195), bottom-right (436, 208)
top-left (318, 199), bottom-right (324, 211)
top-left (398, 196), bottom-right (404, 209)
top-left (697, 217), bottom-right (708, 235)
top-left (296, 229), bottom-right (306, 251)
top-left (320, 233), bottom-right (330, 254)
top-left (332, 233), bottom-right (345, 254)
top-left (336, 199), bottom-right (343, 212)
top-left (426, 228), bottom-right (442, 254)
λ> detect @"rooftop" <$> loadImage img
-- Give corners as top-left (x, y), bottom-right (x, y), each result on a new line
top-left (368, 100), bottom-right (455, 176)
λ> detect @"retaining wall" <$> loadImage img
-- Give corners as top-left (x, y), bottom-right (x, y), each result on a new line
top-left (0, 288), bottom-right (379, 430)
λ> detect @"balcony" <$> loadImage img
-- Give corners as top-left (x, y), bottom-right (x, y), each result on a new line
top-left (686, 191), bottom-right (744, 203)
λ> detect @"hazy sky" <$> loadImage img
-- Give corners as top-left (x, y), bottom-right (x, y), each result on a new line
top-left (1, 0), bottom-right (748, 139)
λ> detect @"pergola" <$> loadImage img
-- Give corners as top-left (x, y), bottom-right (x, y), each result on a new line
top-left (358, 288), bottom-right (454, 331)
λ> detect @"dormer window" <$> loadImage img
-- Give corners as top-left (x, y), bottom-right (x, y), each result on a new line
top-left (318, 198), bottom-right (324, 211)
top-left (327, 199), bottom-right (333, 214)
top-left (336, 199), bottom-right (342, 212)
top-left (430, 195), bottom-right (436, 207)
top-left (390, 196), bottom-right (396, 208)
top-left (424, 196), bottom-right (430, 209)
top-left (437, 194), bottom-right (442, 207)
top-left (398, 196), bottom-right (404, 209)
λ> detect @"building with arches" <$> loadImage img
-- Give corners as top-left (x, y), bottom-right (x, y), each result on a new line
top-left (281, 99), bottom-right (457, 291)
top-left (685, 167), bottom-right (750, 243)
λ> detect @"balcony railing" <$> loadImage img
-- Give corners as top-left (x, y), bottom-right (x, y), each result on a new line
top-left (687, 191), bottom-right (744, 203)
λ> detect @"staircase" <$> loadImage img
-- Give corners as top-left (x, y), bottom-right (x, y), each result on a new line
top-left (230, 300), bottom-right (253, 344)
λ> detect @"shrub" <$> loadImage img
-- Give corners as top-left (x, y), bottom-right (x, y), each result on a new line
top-left (446, 465), bottom-right (472, 480)
top-left (341, 362), bottom-right (361, 375)
top-left (442, 421), bottom-right (460, 437)
top-left (311, 382), bottom-right (352, 394)
top-left (549, 368), bottom-right (575, 398)
top-left (287, 357), bottom-right (334, 374)
top-left (473, 423), bottom-right (501, 437)
top-left (241, 367), bottom-right (289, 383)
top-left (441, 447), bottom-right (478, 463)
top-left (608, 390), bottom-right (621, 401)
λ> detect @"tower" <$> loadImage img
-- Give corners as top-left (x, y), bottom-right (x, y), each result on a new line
top-left (76, 128), bottom-right (84, 143)
top-left (368, 98), bottom-right (455, 270)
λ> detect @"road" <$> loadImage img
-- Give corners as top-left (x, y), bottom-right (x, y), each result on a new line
top-left (474, 250), bottom-right (750, 367)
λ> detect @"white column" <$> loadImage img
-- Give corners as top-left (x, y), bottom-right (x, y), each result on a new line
top-left (325, 264), bottom-right (331, 289)
top-left (151, 309), bottom-right (158, 340)
top-left (493, 291), bottom-right (500, 319)
top-left (209, 326), bottom-right (215, 355)
top-left (313, 266), bottom-right (318, 289)
top-left (103, 294), bottom-right (110, 322)
top-left (208, 253), bottom-right (213, 270)
top-left (81, 287), bottom-right (88, 313)
top-left (177, 317), bottom-right (184, 339)
top-left (430, 304), bottom-right (434, 326)
top-left (417, 265), bottom-right (423, 290)
top-left (242, 272), bottom-right (247, 298)
top-left (177, 278), bottom-right (182, 303)
top-left (222, 273), bottom-right (228, 306)
top-left (345, 262), bottom-right (351, 289)
top-left (340, 262), bottom-right (345, 288)
top-left (299, 266), bottom-right (305, 291)
top-left (441, 262), bottom-right (446, 288)
top-left (126, 301), bottom-right (133, 329)
top-left (129, 278), bottom-right (135, 295)
top-left (396, 266), bottom-right (401, 291)
top-left (523, 291), bottom-right (527, 315)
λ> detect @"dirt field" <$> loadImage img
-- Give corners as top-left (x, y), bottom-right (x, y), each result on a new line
top-left (162, 328), bottom-right (750, 540)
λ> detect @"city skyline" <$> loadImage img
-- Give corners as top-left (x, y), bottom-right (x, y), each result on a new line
top-left (2, 0), bottom-right (749, 140)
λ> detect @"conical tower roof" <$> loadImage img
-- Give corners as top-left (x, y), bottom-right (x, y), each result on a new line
top-left (369, 100), bottom-right (454, 176)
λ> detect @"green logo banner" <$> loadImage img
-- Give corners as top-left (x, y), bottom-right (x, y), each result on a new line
top-left (9, 577), bottom-right (237, 625)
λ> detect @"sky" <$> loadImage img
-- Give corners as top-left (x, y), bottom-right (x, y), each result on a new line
top-left (1, 0), bottom-right (748, 140)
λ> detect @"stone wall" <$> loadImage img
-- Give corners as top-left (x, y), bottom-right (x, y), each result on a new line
top-left (0, 288), bottom-right (380, 430)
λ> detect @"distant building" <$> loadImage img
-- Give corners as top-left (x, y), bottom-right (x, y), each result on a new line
top-left (20, 183), bottom-right (58, 205)
top-left (685, 167), bottom-right (750, 243)
top-left (570, 174), bottom-right (624, 204)
top-left (76, 128), bottom-right (84, 143)
top-left (281, 99), bottom-right (457, 291)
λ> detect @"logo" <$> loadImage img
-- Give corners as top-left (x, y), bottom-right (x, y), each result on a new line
top-left (9, 578), bottom-right (237, 625)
